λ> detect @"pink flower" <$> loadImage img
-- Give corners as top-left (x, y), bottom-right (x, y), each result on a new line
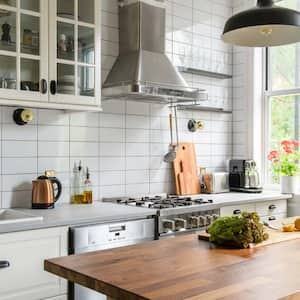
top-left (268, 150), bottom-right (279, 161)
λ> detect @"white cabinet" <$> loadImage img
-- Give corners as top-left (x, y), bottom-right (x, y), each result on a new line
top-left (0, 0), bottom-right (101, 111)
top-left (44, 296), bottom-right (67, 300)
top-left (0, 226), bottom-right (68, 300)
top-left (220, 199), bottom-right (288, 221)
top-left (257, 200), bottom-right (287, 222)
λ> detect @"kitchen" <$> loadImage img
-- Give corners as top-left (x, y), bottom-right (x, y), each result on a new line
top-left (1, 0), bottom-right (300, 299)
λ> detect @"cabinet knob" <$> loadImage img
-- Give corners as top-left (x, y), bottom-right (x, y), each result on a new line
top-left (40, 79), bottom-right (47, 94)
top-left (269, 204), bottom-right (277, 210)
top-left (233, 209), bottom-right (242, 215)
top-left (0, 260), bottom-right (10, 269)
top-left (50, 80), bottom-right (57, 95)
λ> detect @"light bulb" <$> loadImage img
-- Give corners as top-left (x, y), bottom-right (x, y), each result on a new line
top-left (260, 26), bottom-right (273, 36)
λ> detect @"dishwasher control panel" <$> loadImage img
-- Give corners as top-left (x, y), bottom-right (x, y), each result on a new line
top-left (71, 218), bottom-right (155, 253)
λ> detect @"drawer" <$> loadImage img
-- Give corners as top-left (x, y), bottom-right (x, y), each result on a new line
top-left (0, 227), bottom-right (67, 300)
top-left (220, 204), bottom-right (256, 217)
top-left (256, 200), bottom-right (287, 217)
top-left (261, 213), bottom-right (287, 223)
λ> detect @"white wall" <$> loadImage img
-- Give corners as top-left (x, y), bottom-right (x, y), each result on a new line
top-left (0, 0), bottom-right (234, 208)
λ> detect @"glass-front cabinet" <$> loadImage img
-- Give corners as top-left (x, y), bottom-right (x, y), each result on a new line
top-left (49, 0), bottom-right (100, 106)
top-left (0, 0), bottom-right (101, 109)
top-left (0, 0), bottom-right (48, 102)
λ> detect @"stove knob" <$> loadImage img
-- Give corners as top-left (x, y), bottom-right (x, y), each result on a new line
top-left (199, 215), bottom-right (207, 227)
top-left (212, 214), bottom-right (219, 221)
top-left (174, 218), bottom-right (187, 231)
top-left (162, 219), bottom-right (175, 232)
top-left (206, 215), bottom-right (214, 225)
top-left (189, 216), bottom-right (200, 228)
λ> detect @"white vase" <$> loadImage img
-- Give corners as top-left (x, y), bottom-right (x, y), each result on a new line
top-left (280, 176), bottom-right (299, 194)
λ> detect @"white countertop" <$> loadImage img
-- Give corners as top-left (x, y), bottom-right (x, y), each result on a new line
top-left (0, 191), bottom-right (292, 234)
top-left (0, 202), bottom-right (157, 234)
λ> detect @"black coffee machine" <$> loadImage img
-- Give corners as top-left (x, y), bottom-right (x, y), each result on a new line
top-left (229, 160), bottom-right (263, 193)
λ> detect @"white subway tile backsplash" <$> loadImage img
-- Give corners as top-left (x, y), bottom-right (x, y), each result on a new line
top-left (3, 124), bottom-right (37, 140)
top-left (70, 126), bottom-right (99, 142)
top-left (38, 141), bottom-right (69, 157)
top-left (3, 141), bottom-right (37, 157)
top-left (70, 142), bottom-right (98, 157)
top-left (38, 157), bottom-right (69, 173)
top-left (3, 157), bottom-right (37, 175)
top-left (99, 142), bottom-right (125, 157)
top-left (38, 125), bottom-right (69, 141)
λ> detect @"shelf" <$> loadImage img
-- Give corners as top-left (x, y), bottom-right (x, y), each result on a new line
top-left (177, 104), bottom-right (232, 114)
top-left (177, 66), bottom-right (233, 79)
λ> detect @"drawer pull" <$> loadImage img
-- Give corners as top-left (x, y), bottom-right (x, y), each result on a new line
top-left (269, 204), bottom-right (277, 210)
top-left (0, 261), bottom-right (10, 269)
top-left (233, 209), bottom-right (242, 215)
top-left (269, 216), bottom-right (276, 221)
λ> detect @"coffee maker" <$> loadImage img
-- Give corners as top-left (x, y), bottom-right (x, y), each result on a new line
top-left (229, 160), bottom-right (263, 193)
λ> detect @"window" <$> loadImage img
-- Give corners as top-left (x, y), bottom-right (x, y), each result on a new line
top-left (265, 0), bottom-right (300, 184)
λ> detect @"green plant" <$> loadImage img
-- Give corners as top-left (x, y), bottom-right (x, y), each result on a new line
top-left (207, 212), bottom-right (268, 249)
top-left (268, 140), bottom-right (300, 176)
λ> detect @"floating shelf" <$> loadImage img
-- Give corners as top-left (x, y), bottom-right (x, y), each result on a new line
top-left (177, 104), bottom-right (232, 114)
top-left (178, 66), bottom-right (233, 79)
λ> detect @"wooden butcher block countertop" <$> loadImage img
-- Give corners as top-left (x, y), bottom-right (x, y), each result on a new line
top-left (45, 234), bottom-right (300, 300)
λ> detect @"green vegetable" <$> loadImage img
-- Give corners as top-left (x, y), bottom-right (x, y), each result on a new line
top-left (207, 212), bottom-right (269, 249)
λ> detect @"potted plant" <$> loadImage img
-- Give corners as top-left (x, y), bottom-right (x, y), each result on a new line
top-left (268, 140), bottom-right (300, 194)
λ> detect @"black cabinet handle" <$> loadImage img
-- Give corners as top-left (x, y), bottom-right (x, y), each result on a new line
top-left (50, 80), bottom-right (57, 95)
top-left (269, 216), bottom-right (276, 221)
top-left (0, 261), bottom-right (10, 269)
top-left (233, 209), bottom-right (241, 215)
top-left (40, 79), bottom-right (47, 94)
top-left (269, 204), bottom-right (277, 210)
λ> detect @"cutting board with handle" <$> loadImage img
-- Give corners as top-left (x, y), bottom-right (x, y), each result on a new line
top-left (173, 143), bottom-right (200, 195)
top-left (198, 218), bottom-right (300, 248)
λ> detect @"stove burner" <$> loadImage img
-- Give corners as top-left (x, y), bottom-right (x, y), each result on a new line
top-left (112, 196), bottom-right (213, 209)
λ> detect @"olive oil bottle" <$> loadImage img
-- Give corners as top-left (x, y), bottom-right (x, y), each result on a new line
top-left (71, 161), bottom-right (84, 204)
top-left (83, 168), bottom-right (92, 204)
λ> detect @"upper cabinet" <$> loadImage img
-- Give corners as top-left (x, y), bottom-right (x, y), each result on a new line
top-left (0, 0), bottom-right (101, 111)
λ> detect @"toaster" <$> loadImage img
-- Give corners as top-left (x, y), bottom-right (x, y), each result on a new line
top-left (203, 172), bottom-right (230, 194)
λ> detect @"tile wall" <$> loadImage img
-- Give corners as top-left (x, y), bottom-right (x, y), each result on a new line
top-left (232, 0), bottom-right (254, 159)
top-left (0, 0), bottom-right (234, 208)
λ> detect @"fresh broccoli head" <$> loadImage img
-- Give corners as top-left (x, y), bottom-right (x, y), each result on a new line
top-left (207, 212), bottom-right (269, 249)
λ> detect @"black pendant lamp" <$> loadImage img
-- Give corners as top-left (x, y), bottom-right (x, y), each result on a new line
top-left (222, 0), bottom-right (300, 47)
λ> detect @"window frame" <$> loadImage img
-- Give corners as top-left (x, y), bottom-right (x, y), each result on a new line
top-left (264, 46), bottom-right (300, 187)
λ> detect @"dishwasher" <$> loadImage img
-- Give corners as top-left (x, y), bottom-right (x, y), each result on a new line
top-left (69, 218), bottom-right (155, 300)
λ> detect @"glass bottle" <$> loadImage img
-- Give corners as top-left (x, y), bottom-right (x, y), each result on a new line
top-left (71, 161), bottom-right (84, 204)
top-left (83, 167), bottom-right (92, 204)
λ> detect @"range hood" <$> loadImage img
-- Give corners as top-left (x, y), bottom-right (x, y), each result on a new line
top-left (102, 0), bottom-right (207, 104)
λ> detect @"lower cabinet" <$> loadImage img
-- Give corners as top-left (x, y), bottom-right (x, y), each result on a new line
top-left (0, 227), bottom-right (68, 300)
top-left (220, 199), bottom-right (288, 221)
top-left (44, 296), bottom-right (67, 300)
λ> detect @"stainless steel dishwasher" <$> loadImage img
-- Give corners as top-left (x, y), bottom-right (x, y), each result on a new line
top-left (70, 218), bottom-right (155, 300)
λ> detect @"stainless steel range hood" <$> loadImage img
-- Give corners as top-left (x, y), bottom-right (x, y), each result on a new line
top-left (102, 0), bottom-right (207, 104)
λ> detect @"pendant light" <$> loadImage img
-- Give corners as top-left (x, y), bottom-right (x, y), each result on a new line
top-left (222, 0), bottom-right (300, 47)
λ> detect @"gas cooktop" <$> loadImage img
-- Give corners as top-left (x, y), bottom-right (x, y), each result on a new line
top-left (103, 195), bottom-right (214, 209)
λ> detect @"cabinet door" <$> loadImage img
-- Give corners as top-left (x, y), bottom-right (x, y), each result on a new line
top-left (49, 0), bottom-right (101, 107)
top-left (0, 0), bottom-right (48, 102)
top-left (0, 227), bottom-right (68, 300)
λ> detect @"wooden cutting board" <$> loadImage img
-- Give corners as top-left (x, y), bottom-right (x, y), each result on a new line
top-left (173, 143), bottom-right (200, 195)
top-left (198, 225), bottom-right (300, 248)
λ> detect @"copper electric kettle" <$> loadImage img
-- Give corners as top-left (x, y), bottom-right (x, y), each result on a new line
top-left (32, 170), bottom-right (62, 209)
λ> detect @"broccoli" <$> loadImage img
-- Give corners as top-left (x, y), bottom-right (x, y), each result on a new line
top-left (207, 212), bottom-right (269, 249)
